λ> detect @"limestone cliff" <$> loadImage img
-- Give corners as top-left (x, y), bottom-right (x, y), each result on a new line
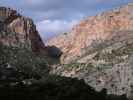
top-left (49, 3), bottom-right (133, 99)
top-left (0, 7), bottom-right (45, 53)
top-left (48, 3), bottom-right (133, 64)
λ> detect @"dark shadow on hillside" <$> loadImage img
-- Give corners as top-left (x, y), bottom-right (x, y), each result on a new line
top-left (0, 42), bottom-right (129, 100)
top-left (47, 45), bottom-right (62, 58)
top-left (0, 66), bottom-right (129, 100)
top-left (46, 45), bottom-right (63, 64)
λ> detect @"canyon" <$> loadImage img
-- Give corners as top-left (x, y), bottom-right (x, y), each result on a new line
top-left (0, 3), bottom-right (133, 100)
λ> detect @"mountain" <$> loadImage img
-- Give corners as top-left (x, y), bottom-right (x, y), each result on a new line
top-left (0, 7), bottom-right (46, 54)
top-left (47, 3), bottom-right (133, 64)
top-left (0, 7), bottom-right (129, 100)
top-left (48, 3), bottom-right (133, 99)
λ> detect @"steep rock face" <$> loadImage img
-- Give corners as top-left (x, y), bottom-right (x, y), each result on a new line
top-left (50, 30), bottom-right (133, 98)
top-left (0, 7), bottom-right (45, 53)
top-left (48, 3), bottom-right (133, 64)
top-left (49, 3), bottom-right (133, 99)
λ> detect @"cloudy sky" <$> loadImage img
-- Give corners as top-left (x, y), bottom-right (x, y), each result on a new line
top-left (0, 0), bottom-right (132, 41)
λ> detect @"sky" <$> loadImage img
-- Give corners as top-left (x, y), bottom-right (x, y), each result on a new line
top-left (0, 0), bottom-right (132, 41)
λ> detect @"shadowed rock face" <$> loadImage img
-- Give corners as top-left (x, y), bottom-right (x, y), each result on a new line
top-left (47, 3), bottom-right (133, 64)
top-left (0, 7), bottom-right (45, 53)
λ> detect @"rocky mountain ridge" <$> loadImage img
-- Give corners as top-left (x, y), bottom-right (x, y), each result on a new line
top-left (0, 7), bottom-right (128, 100)
top-left (48, 3), bottom-right (133, 99)
top-left (0, 4), bottom-right (133, 100)
top-left (0, 7), bottom-right (46, 54)
top-left (48, 3), bottom-right (133, 64)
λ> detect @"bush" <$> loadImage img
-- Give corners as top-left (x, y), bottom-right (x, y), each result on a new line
top-left (0, 43), bottom-right (49, 76)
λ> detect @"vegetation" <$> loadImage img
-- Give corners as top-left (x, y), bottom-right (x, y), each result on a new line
top-left (0, 42), bottom-right (128, 100)
top-left (0, 43), bottom-right (49, 76)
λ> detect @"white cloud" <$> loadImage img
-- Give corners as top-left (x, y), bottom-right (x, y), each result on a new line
top-left (36, 19), bottom-right (78, 41)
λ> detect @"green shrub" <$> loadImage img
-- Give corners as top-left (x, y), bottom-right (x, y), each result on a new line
top-left (0, 43), bottom-right (49, 76)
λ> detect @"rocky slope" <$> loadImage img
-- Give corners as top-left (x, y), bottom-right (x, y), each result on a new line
top-left (0, 7), bottom-right (45, 53)
top-left (48, 3), bottom-right (133, 64)
top-left (49, 3), bottom-right (133, 99)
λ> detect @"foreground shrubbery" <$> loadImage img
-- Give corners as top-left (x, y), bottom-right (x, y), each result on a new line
top-left (0, 43), bottom-right (129, 100)
top-left (0, 43), bottom-right (49, 76)
top-left (0, 74), bottom-right (128, 100)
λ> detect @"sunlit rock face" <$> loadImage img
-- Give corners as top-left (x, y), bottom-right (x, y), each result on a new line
top-left (0, 7), bottom-right (45, 53)
top-left (47, 3), bottom-right (133, 64)
top-left (49, 3), bottom-right (133, 99)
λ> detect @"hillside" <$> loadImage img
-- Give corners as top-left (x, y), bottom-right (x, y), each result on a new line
top-left (0, 6), bottom-right (128, 100)
top-left (48, 3), bottom-right (133, 64)
top-left (48, 3), bottom-right (133, 99)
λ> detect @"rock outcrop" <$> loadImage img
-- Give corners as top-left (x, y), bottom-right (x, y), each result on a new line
top-left (47, 3), bottom-right (133, 64)
top-left (49, 3), bottom-right (133, 99)
top-left (0, 7), bottom-right (45, 53)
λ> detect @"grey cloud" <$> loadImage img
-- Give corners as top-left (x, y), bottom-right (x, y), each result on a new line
top-left (26, 0), bottom-right (95, 11)
top-left (0, 0), bottom-right (130, 21)
top-left (24, 0), bottom-right (130, 21)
